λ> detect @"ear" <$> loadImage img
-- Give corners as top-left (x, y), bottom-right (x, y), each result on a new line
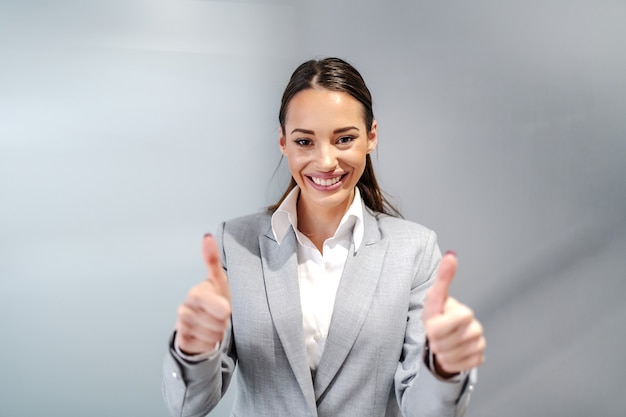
top-left (279, 125), bottom-right (287, 156)
top-left (367, 120), bottom-right (378, 154)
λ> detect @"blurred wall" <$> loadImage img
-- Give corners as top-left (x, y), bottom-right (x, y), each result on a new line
top-left (1, 1), bottom-right (625, 416)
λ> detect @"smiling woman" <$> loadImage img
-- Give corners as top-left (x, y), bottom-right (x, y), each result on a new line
top-left (272, 58), bottom-right (399, 218)
top-left (162, 57), bottom-right (486, 417)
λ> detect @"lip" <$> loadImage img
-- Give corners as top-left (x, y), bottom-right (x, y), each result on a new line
top-left (306, 173), bottom-right (348, 191)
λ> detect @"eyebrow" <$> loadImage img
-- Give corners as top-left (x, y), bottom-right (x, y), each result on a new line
top-left (290, 126), bottom-right (360, 135)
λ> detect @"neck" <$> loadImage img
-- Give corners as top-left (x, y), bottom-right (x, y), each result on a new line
top-left (296, 191), bottom-right (354, 249)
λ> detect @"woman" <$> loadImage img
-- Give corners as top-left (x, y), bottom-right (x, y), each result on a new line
top-left (163, 57), bottom-right (485, 417)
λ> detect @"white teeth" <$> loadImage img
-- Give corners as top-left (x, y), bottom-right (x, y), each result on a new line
top-left (311, 175), bottom-right (342, 186)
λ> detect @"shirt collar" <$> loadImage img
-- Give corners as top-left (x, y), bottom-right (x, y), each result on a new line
top-left (271, 186), bottom-right (365, 252)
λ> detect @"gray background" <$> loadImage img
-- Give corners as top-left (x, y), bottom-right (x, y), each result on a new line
top-left (1, 1), bottom-right (624, 416)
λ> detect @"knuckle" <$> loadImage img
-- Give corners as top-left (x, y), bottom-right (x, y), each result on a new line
top-left (176, 318), bottom-right (192, 333)
top-left (476, 321), bottom-right (484, 335)
top-left (479, 336), bottom-right (487, 351)
top-left (188, 286), bottom-right (211, 304)
top-left (177, 305), bottom-right (192, 321)
top-left (221, 301), bottom-right (232, 317)
top-left (467, 324), bottom-right (483, 341)
top-left (458, 306), bottom-right (474, 322)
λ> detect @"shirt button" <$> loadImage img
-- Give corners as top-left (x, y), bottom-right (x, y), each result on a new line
top-left (172, 371), bottom-right (179, 380)
top-left (314, 332), bottom-right (322, 341)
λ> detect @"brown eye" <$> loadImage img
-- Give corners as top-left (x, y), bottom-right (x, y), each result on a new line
top-left (337, 136), bottom-right (356, 144)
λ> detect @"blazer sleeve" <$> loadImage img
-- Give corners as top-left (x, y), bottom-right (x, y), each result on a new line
top-left (394, 230), bottom-right (477, 417)
top-left (161, 222), bottom-right (237, 417)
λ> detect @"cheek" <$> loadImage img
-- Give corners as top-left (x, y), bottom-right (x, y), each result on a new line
top-left (345, 150), bottom-right (368, 168)
top-left (349, 153), bottom-right (369, 180)
top-left (286, 154), bottom-right (306, 176)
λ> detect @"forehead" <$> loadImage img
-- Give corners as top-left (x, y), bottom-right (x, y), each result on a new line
top-left (285, 88), bottom-right (365, 128)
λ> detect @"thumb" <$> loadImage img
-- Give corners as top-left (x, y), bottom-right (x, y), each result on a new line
top-left (202, 233), bottom-right (230, 298)
top-left (424, 251), bottom-right (457, 321)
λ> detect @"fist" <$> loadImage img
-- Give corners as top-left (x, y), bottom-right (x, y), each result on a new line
top-left (175, 234), bottom-right (232, 355)
top-left (423, 252), bottom-right (486, 376)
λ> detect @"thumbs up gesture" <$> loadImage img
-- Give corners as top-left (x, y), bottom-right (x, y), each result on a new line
top-left (175, 234), bottom-right (232, 356)
top-left (423, 251), bottom-right (486, 377)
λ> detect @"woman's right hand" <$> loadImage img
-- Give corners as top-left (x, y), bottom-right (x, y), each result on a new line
top-left (174, 234), bottom-right (232, 355)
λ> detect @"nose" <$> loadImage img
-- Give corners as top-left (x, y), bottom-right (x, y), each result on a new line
top-left (316, 143), bottom-right (337, 171)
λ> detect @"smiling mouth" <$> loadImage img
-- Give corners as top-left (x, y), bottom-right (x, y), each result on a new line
top-left (309, 174), bottom-right (347, 187)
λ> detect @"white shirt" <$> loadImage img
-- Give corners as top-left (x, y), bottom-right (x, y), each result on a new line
top-left (271, 186), bottom-right (365, 371)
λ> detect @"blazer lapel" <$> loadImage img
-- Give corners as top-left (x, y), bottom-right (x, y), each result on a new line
top-left (314, 210), bottom-right (388, 401)
top-left (259, 229), bottom-right (317, 416)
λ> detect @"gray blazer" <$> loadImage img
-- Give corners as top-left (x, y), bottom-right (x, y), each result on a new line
top-left (162, 208), bottom-right (476, 417)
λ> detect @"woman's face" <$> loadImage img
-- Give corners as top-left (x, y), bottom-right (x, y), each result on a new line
top-left (279, 88), bottom-right (377, 215)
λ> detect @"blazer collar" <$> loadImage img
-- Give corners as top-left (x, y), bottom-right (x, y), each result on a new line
top-left (313, 208), bottom-right (387, 400)
top-left (259, 229), bottom-right (318, 416)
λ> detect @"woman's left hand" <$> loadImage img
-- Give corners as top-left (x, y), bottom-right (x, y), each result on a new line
top-left (423, 252), bottom-right (486, 377)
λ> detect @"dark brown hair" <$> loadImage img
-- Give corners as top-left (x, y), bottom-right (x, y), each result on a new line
top-left (268, 57), bottom-right (401, 217)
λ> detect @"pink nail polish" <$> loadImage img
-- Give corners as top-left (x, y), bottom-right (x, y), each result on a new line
top-left (204, 233), bottom-right (213, 238)
top-left (444, 250), bottom-right (456, 257)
